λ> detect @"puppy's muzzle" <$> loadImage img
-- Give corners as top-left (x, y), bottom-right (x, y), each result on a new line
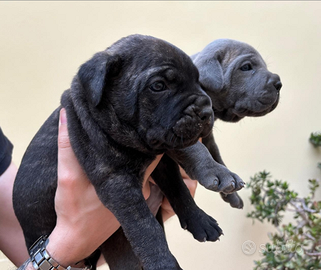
top-left (268, 74), bottom-right (282, 92)
top-left (173, 95), bottom-right (214, 142)
top-left (265, 73), bottom-right (282, 110)
top-left (146, 95), bottom-right (214, 151)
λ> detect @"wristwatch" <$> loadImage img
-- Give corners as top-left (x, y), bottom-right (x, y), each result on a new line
top-left (29, 235), bottom-right (92, 270)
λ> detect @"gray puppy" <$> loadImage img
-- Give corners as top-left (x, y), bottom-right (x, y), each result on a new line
top-left (13, 34), bottom-right (224, 270)
top-left (153, 39), bottom-right (282, 211)
top-left (193, 39), bottom-right (282, 208)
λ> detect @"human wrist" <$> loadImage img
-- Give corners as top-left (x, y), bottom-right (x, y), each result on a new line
top-left (46, 230), bottom-right (83, 267)
top-left (17, 258), bottom-right (34, 270)
top-left (29, 235), bottom-right (90, 270)
top-left (26, 262), bottom-right (35, 270)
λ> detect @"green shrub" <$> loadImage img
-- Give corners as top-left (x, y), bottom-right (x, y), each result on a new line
top-left (247, 132), bottom-right (321, 270)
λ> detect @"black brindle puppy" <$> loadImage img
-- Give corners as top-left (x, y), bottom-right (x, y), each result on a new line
top-left (103, 39), bottom-right (282, 270)
top-left (13, 34), bottom-right (225, 270)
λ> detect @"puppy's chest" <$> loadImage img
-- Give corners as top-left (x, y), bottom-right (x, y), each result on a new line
top-left (81, 143), bottom-right (153, 183)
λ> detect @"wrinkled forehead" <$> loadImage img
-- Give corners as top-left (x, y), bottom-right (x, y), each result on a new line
top-left (224, 44), bottom-right (266, 67)
top-left (108, 35), bottom-right (197, 74)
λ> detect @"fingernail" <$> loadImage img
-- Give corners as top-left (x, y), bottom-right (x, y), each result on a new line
top-left (60, 108), bottom-right (67, 125)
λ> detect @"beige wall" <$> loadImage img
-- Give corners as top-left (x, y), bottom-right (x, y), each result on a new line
top-left (1, 2), bottom-right (320, 269)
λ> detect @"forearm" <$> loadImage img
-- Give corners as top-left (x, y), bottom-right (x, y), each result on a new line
top-left (0, 162), bottom-right (29, 266)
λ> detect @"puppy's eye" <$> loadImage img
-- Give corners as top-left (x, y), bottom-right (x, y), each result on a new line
top-left (149, 81), bottom-right (167, 92)
top-left (240, 64), bottom-right (253, 71)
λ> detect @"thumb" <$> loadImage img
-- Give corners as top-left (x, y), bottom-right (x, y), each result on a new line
top-left (58, 108), bottom-right (71, 151)
top-left (57, 108), bottom-right (83, 184)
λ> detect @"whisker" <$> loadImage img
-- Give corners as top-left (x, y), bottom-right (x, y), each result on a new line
top-left (174, 136), bottom-right (178, 147)
top-left (170, 133), bottom-right (175, 144)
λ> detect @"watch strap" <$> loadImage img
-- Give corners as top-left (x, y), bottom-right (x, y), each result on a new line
top-left (30, 235), bottom-right (91, 270)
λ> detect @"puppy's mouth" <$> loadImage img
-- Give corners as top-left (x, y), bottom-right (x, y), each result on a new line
top-left (171, 115), bottom-right (213, 145)
top-left (145, 95), bottom-right (214, 152)
top-left (147, 114), bottom-right (213, 151)
top-left (229, 93), bottom-right (280, 122)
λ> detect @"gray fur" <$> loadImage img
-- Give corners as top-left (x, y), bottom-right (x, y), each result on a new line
top-left (195, 39), bottom-right (282, 208)
top-left (193, 39), bottom-right (281, 122)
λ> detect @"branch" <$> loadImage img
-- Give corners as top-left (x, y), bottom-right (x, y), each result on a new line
top-left (289, 201), bottom-right (311, 225)
top-left (304, 233), bottom-right (316, 241)
top-left (298, 198), bottom-right (317, 213)
top-left (305, 251), bottom-right (321, 257)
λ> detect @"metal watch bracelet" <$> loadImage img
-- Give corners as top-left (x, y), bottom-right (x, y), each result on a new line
top-left (29, 235), bottom-right (91, 270)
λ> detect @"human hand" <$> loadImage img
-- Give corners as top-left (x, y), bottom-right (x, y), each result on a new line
top-left (46, 108), bottom-right (162, 267)
top-left (46, 108), bottom-right (120, 266)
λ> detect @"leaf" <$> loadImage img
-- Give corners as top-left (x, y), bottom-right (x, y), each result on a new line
top-left (247, 168), bottom-right (321, 270)
top-left (309, 132), bottom-right (321, 147)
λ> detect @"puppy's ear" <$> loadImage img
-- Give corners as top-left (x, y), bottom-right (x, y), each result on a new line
top-left (78, 52), bottom-right (121, 107)
top-left (196, 57), bottom-right (224, 93)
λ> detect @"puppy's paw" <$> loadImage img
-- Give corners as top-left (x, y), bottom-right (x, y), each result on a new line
top-left (179, 208), bottom-right (223, 242)
top-left (198, 164), bottom-right (245, 194)
top-left (220, 172), bottom-right (245, 193)
top-left (220, 192), bottom-right (244, 209)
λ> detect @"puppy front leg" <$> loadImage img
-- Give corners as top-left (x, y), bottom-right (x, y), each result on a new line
top-left (96, 174), bottom-right (181, 270)
top-left (202, 132), bottom-right (225, 165)
top-left (152, 155), bottom-right (222, 242)
top-left (167, 141), bottom-right (244, 194)
top-left (203, 132), bottom-right (244, 209)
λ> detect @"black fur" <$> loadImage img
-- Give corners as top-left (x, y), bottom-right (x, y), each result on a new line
top-left (104, 39), bottom-right (282, 270)
top-left (13, 34), bottom-right (219, 270)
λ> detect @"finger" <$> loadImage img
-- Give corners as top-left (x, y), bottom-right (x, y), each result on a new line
top-left (143, 154), bottom-right (163, 182)
top-left (58, 108), bottom-right (71, 150)
top-left (183, 179), bottom-right (198, 198)
top-left (142, 177), bottom-right (151, 199)
top-left (57, 109), bottom-right (84, 185)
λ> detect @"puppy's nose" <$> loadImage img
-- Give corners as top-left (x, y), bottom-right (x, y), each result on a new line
top-left (196, 107), bottom-right (213, 122)
top-left (274, 81), bottom-right (282, 91)
top-left (194, 95), bottom-right (213, 122)
top-left (268, 74), bottom-right (282, 92)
